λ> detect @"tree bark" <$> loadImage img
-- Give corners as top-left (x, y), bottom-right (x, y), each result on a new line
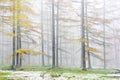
top-left (81, 0), bottom-right (86, 71)
top-left (52, 0), bottom-right (56, 68)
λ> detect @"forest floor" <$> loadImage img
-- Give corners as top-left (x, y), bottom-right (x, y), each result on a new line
top-left (0, 66), bottom-right (120, 80)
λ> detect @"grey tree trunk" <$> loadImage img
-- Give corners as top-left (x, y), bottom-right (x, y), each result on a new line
top-left (16, 0), bottom-right (22, 68)
top-left (81, 0), bottom-right (86, 71)
top-left (1, 16), bottom-right (4, 65)
top-left (46, 7), bottom-right (50, 66)
top-left (11, 0), bottom-right (15, 70)
top-left (41, 0), bottom-right (45, 66)
top-left (16, 25), bottom-right (22, 68)
top-left (103, 0), bottom-right (106, 69)
top-left (12, 1), bottom-right (17, 70)
top-left (52, 0), bottom-right (56, 68)
top-left (85, 0), bottom-right (91, 69)
top-left (56, 0), bottom-right (60, 67)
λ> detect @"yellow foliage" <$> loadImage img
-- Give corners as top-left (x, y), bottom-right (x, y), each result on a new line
top-left (0, 0), bottom-right (15, 2)
top-left (0, 0), bottom-right (4, 1)
top-left (0, 6), bottom-right (10, 11)
top-left (0, 0), bottom-right (5, 2)
top-left (4, 32), bottom-right (16, 37)
top-left (16, 49), bottom-right (44, 55)
top-left (86, 47), bottom-right (98, 52)
top-left (19, 22), bottom-right (40, 29)
top-left (21, 5), bottom-right (35, 15)
top-left (19, 21), bottom-right (30, 28)
top-left (3, 13), bottom-right (29, 25)
top-left (17, 13), bottom-right (29, 20)
top-left (0, 27), bottom-right (3, 32)
top-left (84, 23), bottom-right (92, 28)
top-left (0, 0), bottom-right (35, 13)
top-left (80, 38), bottom-right (88, 42)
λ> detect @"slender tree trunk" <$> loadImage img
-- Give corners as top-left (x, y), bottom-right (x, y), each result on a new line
top-left (60, 28), bottom-right (62, 66)
top-left (56, 0), bottom-right (59, 67)
top-left (11, 0), bottom-right (16, 70)
top-left (59, 19), bottom-right (62, 67)
top-left (1, 16), bottom-right (4, 65)
top-left (113, 30), bottom-right (118, 68)
top-left (41, 0), bottom-right (45, 66)
top-left (85, 0), bottom-right (91, 69)
top-left (47, 7), bottom-right (50, 66)
top-left (52, 0), bottom-right (56, 68)
top-left (12, 28), bottom-right (16, 69)
top-left (81, 0), bottom-right (86, 71)
top-left (103, 0), bottom-right (106, 69)
top-left (16, 0), bottom-right (22, 68)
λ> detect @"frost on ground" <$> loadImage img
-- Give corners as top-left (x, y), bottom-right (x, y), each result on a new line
top-left (0, 70), bottom-right (120, 80)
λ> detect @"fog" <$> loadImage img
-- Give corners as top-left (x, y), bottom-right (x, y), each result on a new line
top-left (0, 0), bottom-right (120, 69)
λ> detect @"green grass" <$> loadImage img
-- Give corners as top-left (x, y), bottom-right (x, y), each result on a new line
top-left (14, 66), bottom-right (116, 74)
top-left (0, 66), bottom-right (11, 80)
top-left (0, 72), bottom-right (24, 80)
top-left (0, 66), bottom-right (118, 80)
top-left (0, 72), bottom-right (10, 80)
top-left (46, 68), bottom-right (115, 74)
top-left (0, 65), bottom-right (12, 70)
top-left (0, 65), bottom-right (116, 74)
top-left (0, 72), bottom-right (9, 76)
top-left (18, 65), bottom-right (50, 71)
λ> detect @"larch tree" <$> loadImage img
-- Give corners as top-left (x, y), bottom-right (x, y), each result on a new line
top-left (103, 0), bottom-right (106, 69)
top-left (0, 0), bottom-right (43, 69)
top-left (40, 0), bottom-right (45, 66)
top-left (85, 0), bottom-right (91, 69)
top-left (52, 0), bottom-right (56, 68)
top-left (81, 0), bottom-right (86, 71)
top-left (56, 0), bottom-right (60, 67)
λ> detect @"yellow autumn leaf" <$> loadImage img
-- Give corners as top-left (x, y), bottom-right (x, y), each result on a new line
top-left (16, 49), bottom-right (44, 55)
top-left (80, 38), bottom-right (88, 42)
top-left (84, 23), bottom-right (92, 28)
top-left (21, 5), bottom-right (36, 15)
top-left (3, 13), bottom-right (29, 25)
top-left (19, 21), bottom-right (30, 28)
top-left (86, 47), bottom-right (98, 52)
top-left (4, 32), bottom-right (16, 37)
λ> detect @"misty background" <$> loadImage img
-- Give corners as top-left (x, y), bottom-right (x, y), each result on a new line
top-left (0, 0), bottom-right (120, 69)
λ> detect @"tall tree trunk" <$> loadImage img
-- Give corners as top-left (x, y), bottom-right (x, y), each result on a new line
top-left (47, 7), bottom-right (50, 66)
top-left (56, 0), bottom-right (59, 67)
top-left (41, 0), bottom-right (45, 66)
top-left (16, 0), bottom-right (22, 68)
top-left (1, 16), bottom-right (4, 65)
top-left (103, 0), bottom-right (106, 69)
top-left (85, 0), bottom-right (91, 69)
top-left (81, 0), bottom-right (86, 71)
top-left (52, 0), bottom-right (56, 68)
top-left (59, 27), bottom-right (62, 66)
top-left (11, 0), bottom-right (16, 70)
